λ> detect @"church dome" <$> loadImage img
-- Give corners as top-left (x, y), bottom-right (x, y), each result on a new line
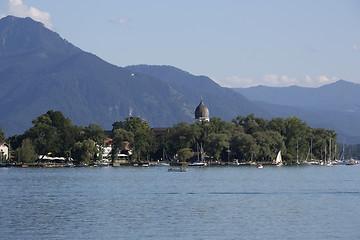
top-left (195, 99), bottom-right (209, 121)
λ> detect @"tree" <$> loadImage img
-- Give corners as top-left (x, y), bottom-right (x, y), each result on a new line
top-left (0, 126), bottom-right (5, 143)
top-left (18, 138), bottom-right (37, 163)
top-left (178, 148), bottom-right (193, 162)
top-left (284, 116), bottom-right (310, 159)
top-left (113, 117), bottom-right (154, 162)
top-left (112, 128), bottom-right (134, 160)
top-left (230, 132), bottom-right (259, 161)
top-left (72, 139), bottom-right (97, 164)
top-left (204, 133), bottom-right (230, 161)
top-left (24, 110), bottom-right (81, 157)
top-left (84, 124), bottom-right (105, 143)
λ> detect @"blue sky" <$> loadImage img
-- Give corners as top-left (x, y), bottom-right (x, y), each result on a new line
top-left (1, 0), bottom-right (359, 87)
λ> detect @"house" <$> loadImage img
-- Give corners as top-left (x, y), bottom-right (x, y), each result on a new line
top-left (0, 143), bottom-right (9, 161)
top-left (98, 138), bottom-right (132, 165)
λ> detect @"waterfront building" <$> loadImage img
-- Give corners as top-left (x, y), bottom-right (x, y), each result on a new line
top-left (0, 143), bottom-right (9, 161)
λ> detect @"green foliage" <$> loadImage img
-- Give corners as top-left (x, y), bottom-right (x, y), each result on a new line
top-left (177, 148), bottom-right (193, 162)
top-left (84, 124), bottom-right (105, 143)
top-left (9, 110), bottom-right (338, 165)
top-left (18, 138), bottom-right (37, 163)
top-left (204, 133), bottom-right (229, 161)
top-left (113, 117), bottom-right (154, 161)
top-left (112, 128), bottom-right (134, 160)
top-left (24, 110), bottom-right (82, 157)
top-left (72, 139), bottom-right (97, 164)
top-left (0, 126), bottom-right (5, 143)
top-left (160, 115), bottom-right (337, 163)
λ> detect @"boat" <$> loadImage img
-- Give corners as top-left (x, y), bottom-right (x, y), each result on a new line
top-left (156, 162), bottom-right (170, 166)
top-left (97, 162), bottom-right (110, 167)
top-left (168, 167), bottom-right (187, 172)
top-left (189, 143), bottom-right (207, 166)
top-left (275, 151), bottom-right (283, 166)
top-left (64, 163), bottom-right (74, 167)
top-left (156, 149), bottom-right (170, 166)
top-left (188, 162), bottom-right (207, 167)
top-left (257, 164), bottom-right (263, 169)
top-left (229, 160), bottom-right (240, 166)
top-left (346, 158), bottom-right (359, 165)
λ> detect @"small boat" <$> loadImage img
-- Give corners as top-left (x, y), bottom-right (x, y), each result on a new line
top-left (189, 143), bottom-right (207, 167)
top-left (188, 162), bottom-right (207, 167)
top-left (275, 151), bottom-right (283, 166)
top-left (156, 162), bottom-right (170, 166)
top-left (156, 149), bottom-right (170, 166)
top-left (229, 160), bottom-right (240, 166)
top-left (97, 162), bottom-right (110, 167)
top-left (168, 167), bottom-right (187, 172)
top-left (346, 159), bottom-right (359, 165)
top-left (64, 163), bottom-right (74, 167)
top-left (257, 164), bottom-right (263, 169)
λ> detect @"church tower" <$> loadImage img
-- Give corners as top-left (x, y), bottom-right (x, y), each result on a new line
top-left (195, 98), bottom-right (210, 122)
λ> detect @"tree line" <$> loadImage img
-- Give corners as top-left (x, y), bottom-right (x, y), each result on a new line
top-left (1, 110), bottom-right (338, 165)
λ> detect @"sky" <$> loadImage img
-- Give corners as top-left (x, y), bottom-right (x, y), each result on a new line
top-left (0, 0), bottom-right (359, 88)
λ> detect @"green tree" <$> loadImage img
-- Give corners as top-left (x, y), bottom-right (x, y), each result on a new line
top-left (18, 139), bottom-right (37, 163)
top-left (72, 139), bottom-right (97, 164)
top-left (284, 116), bottom-right (310, 160)
top-left (178, 148), bottom-right (193, 162)
top-left (204, 133), bottom-right (230, 161)
top-left (24, 110), bottom-right (81, 158)
top-left (230, 132), bottom-right (259, 161)
top-left (84, 124), bottom-right (105, 143)
top-left (113, 117), bottom-right (154, 162)
top-left (111, 128), bottom-right (134, 160)
top-left (0, 126), bottom-right (5, 143)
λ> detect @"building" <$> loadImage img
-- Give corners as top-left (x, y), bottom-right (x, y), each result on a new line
top-left (0, 143), bottom-right (9, 161)
top-left (195, 98), bottom-right (210, 122)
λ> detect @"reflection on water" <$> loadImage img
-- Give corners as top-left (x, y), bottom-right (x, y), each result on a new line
top-left (1, 166), bottom-right (360, 239)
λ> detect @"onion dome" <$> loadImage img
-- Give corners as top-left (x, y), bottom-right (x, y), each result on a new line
top-left (195, 98), bottom-right (209, 121)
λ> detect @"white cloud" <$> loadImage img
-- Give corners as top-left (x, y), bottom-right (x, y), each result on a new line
top-left (213, 76), bottom-right (253, 88)
top-left (353, 44), bottom-right (360, 52)
top-left (214, 74), bottom-right (339, 88)
top-left (118, 17), bottom-right (129, 25)
top-left (4, 0), bottom-right (52, 29)
top-left (108, 17), bottom-right (130, 26)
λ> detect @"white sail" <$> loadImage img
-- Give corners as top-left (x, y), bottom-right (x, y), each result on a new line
top-left (275, 151), bottom-right (283, 165)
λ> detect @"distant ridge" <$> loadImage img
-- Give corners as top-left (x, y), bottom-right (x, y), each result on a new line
top-left (0, 16), bottom-right (264, 136)
top-left (234, 80), bottom-right (360, 144)
top-left (234, 80), bottom-right (360, 112)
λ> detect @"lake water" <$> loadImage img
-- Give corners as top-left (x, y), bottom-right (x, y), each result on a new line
top-left (1, 165), bottom-right (360, 240)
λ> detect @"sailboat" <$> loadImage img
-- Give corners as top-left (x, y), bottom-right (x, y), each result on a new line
top-left (156, 148), bottom-right (170, 166)
top-left (275, 151), bottom-right (283, 166)
top-left (189, 143), bottom-right (207, 166)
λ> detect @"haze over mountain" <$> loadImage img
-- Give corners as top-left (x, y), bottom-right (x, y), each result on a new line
top-left (234, 82), bottom-right (360, 144)
top-left (0, 16), bottom-right (264, 136)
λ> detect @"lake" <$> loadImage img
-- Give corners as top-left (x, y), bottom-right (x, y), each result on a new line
top-left (1, 165), bottom-right (359, 239)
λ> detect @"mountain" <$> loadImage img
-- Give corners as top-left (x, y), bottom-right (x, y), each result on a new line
top-left (0, 16), bottom-right (264, 136)
top-left (234, 81), bottom-right (360, 144)
top-left (234, 80), bottom-right (360, 112)
top-left (125, 65), bottom-right (265, 121)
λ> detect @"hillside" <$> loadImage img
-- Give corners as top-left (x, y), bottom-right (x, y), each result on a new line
top-left (234, 80), bottom-right (360, 113)
top-left (234, 81), bottom-right (360, 144)
top-left (0, 16), bottom-right (264, 136)
top-left (125, 65), bottom-right (265, 121)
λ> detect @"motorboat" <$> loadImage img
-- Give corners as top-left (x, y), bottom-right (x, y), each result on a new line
top-left (168, 167), bottom-right (187, 172)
